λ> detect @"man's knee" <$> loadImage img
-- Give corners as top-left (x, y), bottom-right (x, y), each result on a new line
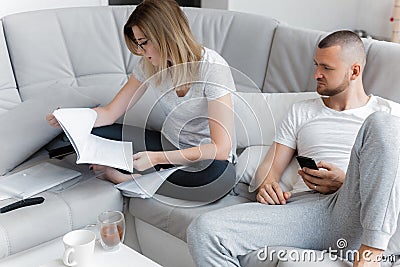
top-left (365, 111), bottom-right (400, 129)
top-left (187, 212), bottom-right (220, 244)
top-left (363, 111), bottom-right (400, 141)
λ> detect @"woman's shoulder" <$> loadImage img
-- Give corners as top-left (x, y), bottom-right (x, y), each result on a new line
top-left (202, 47), bottom-right (229, 66)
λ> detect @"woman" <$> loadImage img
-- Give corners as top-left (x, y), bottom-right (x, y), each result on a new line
top-left (47, 0), bottom-right (236, 202)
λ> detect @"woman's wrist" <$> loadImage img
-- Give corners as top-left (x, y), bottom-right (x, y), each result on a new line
top-left (154, 151), bottom-right (168, 165)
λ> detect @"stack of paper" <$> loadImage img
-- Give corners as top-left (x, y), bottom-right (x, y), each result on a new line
top-left (115, 167), bottom-right (183, 199)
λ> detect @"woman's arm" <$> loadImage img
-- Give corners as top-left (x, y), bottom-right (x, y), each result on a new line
top-left (93, 74), bottom-right (144, 127)
top-left (132, 93), bottom-right (234, 171)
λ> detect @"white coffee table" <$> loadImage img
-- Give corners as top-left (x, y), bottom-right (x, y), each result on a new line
top-left (40, 241), bottom-right (161, 267)
top-left (0, 235), bottom-right (161, 267)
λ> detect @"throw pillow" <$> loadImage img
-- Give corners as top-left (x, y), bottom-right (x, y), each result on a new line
top-left (0, 85), bottom-right (99, 175)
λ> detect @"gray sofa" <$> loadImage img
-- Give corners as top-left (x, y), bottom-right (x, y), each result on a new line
top-left (0, 5), bottom-right (400, 267)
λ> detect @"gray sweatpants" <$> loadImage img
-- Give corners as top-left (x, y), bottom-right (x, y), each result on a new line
top-left (187, 111), bottom-right (400, 266)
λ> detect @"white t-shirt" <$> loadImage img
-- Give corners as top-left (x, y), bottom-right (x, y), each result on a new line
top-left (275, 95), bottom-right (400, 173)
top-left (132, 47), bottom-right (237, 162)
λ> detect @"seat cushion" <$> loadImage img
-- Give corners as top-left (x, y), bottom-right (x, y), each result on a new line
top-left (129, 193), bottom-right (251, 241)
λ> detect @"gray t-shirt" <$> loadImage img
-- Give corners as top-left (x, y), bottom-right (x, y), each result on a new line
top-left (132, 47), bottom-right (237, 162)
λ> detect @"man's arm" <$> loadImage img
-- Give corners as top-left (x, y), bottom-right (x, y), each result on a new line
top-left (255, 142), bottom-right (295, 205)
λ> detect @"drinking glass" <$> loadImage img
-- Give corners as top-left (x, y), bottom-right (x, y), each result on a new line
top-left (97, 211), bottom-right (125, 251)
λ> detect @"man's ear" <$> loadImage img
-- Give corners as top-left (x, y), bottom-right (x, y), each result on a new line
top-left (350, 64), bottom-right (362, 80)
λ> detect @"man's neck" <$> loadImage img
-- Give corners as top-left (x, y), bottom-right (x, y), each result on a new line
top-left (322, 86), bottom-right (370, 111)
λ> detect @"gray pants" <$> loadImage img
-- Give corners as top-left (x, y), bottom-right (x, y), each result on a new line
top-left (187, 112), bottom-right (400, 266)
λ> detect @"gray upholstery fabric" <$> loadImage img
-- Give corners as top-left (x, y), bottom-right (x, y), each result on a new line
top-left (129, 193), bottom-right (251, 242)
top-left (0, 167), bottom-right (122, 258)
top-left (2, 6), bottom-right (140, 101)
top-left (0, 21), bottom-right (20, 116)
top-left (363, 40), bottom-right (400, 103)
top-left (184, 8), bottom-right (279, 92)
top-left (263, 25), bottom-right (324, 93)
top-left (0, 85), bottom-right (99, 175)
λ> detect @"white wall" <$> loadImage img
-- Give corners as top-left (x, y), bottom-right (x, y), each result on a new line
top-left (228, 0), bottom-right (394, 39)
top-left (0, 0), bottom-right (108, 18)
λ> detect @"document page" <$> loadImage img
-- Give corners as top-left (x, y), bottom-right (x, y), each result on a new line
top-left (115, 166), bottom-right (184, 198)
top-left (53, 108), bottom-right (133, 172)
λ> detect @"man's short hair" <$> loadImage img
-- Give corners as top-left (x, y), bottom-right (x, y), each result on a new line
top-left (318, 30), bottom-right (366, 67)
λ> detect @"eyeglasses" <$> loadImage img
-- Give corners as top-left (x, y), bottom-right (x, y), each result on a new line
top-left (136, 39), bottom-right (150, 51)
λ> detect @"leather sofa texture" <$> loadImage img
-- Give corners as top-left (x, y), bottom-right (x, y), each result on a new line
top-left (0, 5), bottom-right (399, 267)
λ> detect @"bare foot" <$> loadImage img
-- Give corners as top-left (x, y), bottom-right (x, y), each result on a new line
top-left (90, 164), bottom-right (141, 184)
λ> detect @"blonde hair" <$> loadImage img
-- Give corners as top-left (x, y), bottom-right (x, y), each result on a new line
top-left (124, 0), bottom-right (204, 92)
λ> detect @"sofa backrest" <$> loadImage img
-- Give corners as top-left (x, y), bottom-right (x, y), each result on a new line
top-left (363, 40), bottom-right (400, 103)
top-left (262, 24), bottom-right (400, 105)
top-left (2, 6), bottom-right (139, 101)
top-left (2, 6), bottom-right (279, 100)
top-left (263, 24), bottom-right (324, 93)
top-left (0, 21), bottom-right (20, 116)
top-left (184, 8), bottom-right (279, 92)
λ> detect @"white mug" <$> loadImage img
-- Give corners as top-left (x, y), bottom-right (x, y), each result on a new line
top-left (63, 229), bottom-right (96, 267)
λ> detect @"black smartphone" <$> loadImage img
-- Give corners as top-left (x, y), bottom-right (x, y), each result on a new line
top-left (296, 156), bottom-right (319, 170)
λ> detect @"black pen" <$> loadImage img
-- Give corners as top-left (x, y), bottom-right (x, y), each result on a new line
top-left (0, 197), bottom-right (45, 213)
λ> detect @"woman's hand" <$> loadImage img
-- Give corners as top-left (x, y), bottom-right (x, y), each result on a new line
top-left (45, 113), bottom-right (61, 128)
top-left (132, 151), bottom-right (161, 171)
top-left (298, 160), bottom-right (345, 194)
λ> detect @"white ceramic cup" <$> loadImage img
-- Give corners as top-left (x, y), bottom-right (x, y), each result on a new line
top-left (63, 229), bottom-right (96, 267)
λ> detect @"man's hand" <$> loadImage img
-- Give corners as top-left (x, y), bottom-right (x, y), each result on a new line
top-left (132, 151), bottom-right (160, 171)
top-left (256, 177), bottom-right (291, 205)
top-left (299, 160), bottom-right (345, 194)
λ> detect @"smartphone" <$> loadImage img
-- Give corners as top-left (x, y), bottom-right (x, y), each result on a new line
top-left (296, 156), bottom-right (319, 170)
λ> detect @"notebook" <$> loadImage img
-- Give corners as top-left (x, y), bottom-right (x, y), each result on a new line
top-left (0, 162), bottom-right (81, 199)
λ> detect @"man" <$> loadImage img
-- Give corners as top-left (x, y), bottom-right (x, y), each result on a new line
top-left (186, 30), bottom-right (400, 267)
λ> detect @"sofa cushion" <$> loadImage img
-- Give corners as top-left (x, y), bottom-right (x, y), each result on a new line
top-left (2, 6), bottom-right (140, 100)
top-left (0, 160), bottom-right (122, 259)
top-left (0, 21), bottom-right (20, 117)
top-left (263, 25), bottom-right (324, 93)
top-left (236, 146), bottom-right (305, 193)
top-left (234, 92), bottom-right (319, 149)
top-left (129, 193), bottom-right (251, 242)
top-left (231, 92), bottom-right (319, 193)
top-left (184, 8), bottom-right (279, 92)
top-left (363, 40), bottom-right (400, 103)
top-left (0, 85), bottom-right (99, 175)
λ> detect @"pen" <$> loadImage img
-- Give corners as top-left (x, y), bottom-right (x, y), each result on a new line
top-left (0, 197), bottom-right (45, 213)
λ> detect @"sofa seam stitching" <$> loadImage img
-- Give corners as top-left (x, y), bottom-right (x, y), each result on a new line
top-left (51, 192), bottom-right (74, 230)
top-left (110, 7), bottom-right (128, 76)
top-left (54, 12), bottom-right (77, 86)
